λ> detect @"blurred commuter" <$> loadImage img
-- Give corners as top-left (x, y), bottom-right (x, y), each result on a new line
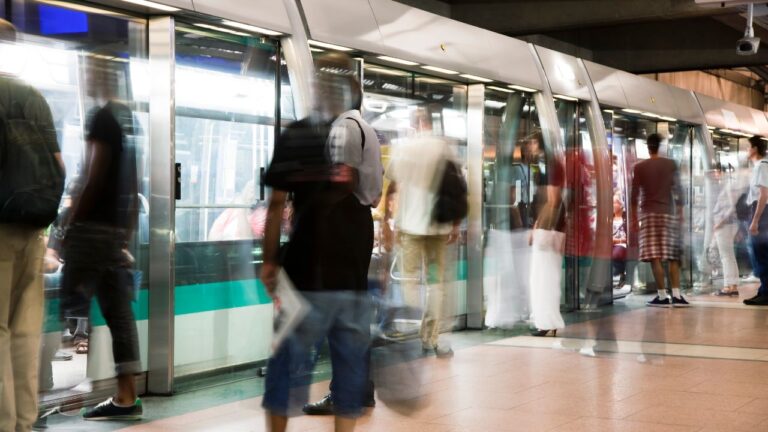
top-left (630, 133), bottom-right (687, 307)
top-left (0, 19), bottom-right (65, 432)
top-left (525, 133), bottom-right (566, 336)
top-left (303, 75), bottom-right (383, 417)
top-left (612, 195), bottom-right (627, 286)
top-left (743, 136), bottom-right (768, 306)
top-left (712, 167), bottom-right (741, 297)
top-left (260, 53), bottom-right (382, 432)
top-left (385, 106), bottom-right (460, 357)
top-left (62, 56), bottom-right (141, 420)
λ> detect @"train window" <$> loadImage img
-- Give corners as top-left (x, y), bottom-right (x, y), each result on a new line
top-left (174, 24), bottom-right (280, 244)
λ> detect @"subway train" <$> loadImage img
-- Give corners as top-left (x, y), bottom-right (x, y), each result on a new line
top-left (3, 0), bottom-right (765, 409)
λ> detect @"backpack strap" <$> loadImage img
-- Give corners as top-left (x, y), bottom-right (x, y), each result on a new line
top-left (344, 117), bottom-right (365, 150)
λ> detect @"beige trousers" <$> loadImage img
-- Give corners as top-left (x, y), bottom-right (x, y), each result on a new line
top-left (399, 233), bottom-right (447, 348)
top-left (0, 225), bottom-right (44, 432)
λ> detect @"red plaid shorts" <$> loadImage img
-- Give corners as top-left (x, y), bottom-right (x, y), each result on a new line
top-left (639, 213), bottom-right (681, 262)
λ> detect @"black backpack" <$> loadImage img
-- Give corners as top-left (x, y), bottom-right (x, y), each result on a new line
top-left (432, 159), bottom-right (468, 224)
top-left (0, 83), bottom-right (65, 227)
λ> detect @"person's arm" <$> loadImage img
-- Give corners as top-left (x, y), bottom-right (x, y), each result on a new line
top-left (260, 190), bottom-right (288, 297)
top-left (673, 164), bottom-right (684, 222)
top-left (630, 167), bottom-right (639, 228)
top-left (750, 186), bottom-right (768, 235)
top-left (69, 140), bottom-right (111, 222)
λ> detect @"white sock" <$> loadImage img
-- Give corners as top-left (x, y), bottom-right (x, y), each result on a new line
top-left (657, 290), bottom-right (668, 299)
top-left (112, 397), bottom-right (136, 408)
top-left (672, 288), bottom-right (681, 298)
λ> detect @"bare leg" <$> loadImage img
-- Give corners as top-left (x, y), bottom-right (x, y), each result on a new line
top-left (669, 260), bottom-right (680, 290)
top-left (335, 416), bottom-right (356, 432)
top-left (267, 414), bottom-right (288, 432)
top-left (115, 374), bottom-right (136, 406)
top-left (650, 259), bottom-right (667, 294)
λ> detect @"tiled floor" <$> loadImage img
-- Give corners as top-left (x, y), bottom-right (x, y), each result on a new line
top-left (43, 294), bottom-right (768, 432)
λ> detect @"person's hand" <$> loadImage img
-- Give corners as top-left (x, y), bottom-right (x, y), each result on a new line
top-left (714, 221), bottom-right (723, 231)
top-left (528, 230), bottom-right (534, 246)
top-left (261, 262), bottom-right (280, 299)
top-left (750, 220), bottom-right (759, 236)
top-left (447, 224), bottom-right (460, 244)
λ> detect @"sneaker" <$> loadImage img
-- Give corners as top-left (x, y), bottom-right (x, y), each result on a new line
top-left (82, 397), bottom-right (142, 421)
top-left (646, 296), bottom-right (671, 308)
top-left (744, 295), bottom-right (768, 306)
top-left (423, 344), bottom-right (454, 358)
top-left (672, 296), bottom-right (690, 308)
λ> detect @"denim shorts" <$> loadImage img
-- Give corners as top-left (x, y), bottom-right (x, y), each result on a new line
top-left (262, 291), bottom-right (371, 418)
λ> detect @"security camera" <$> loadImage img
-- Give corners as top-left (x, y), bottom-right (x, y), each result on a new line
top-left (737, 3), bottom-right (760, 56)
top-left (737, 36), bottom-right (761, 55)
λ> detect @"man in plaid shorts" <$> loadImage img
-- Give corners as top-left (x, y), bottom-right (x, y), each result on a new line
top-left (630, 133), bottom-right (689, 307)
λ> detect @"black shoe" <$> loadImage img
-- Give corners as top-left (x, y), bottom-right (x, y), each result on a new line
top-left (672, 296), bottom-right (690, 308)
top-left (646, 296), bottom-right (671, 308)
top-left (363, 397), bottom-right (376, 408)
top-left (53, 350), bottom-right (73, 361)
top-left (744, 295), bottom-right (768, 306)
top-left (303, 393), bottom-right (334, 415)
top-left (82, 398), bottom-right (142, 421)
top-left (530, 329), bottom-right (557, 337)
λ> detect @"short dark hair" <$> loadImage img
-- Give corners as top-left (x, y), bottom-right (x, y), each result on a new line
top-left (750, 135), bottom-right (766, 157)
top-left (647, 133), bottom-right (662, 154)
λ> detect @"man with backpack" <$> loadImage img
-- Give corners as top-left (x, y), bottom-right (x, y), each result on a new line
top-left (0, 19), bottom-right (65, 432)
top-left (385, 106), bottom-right (465, 358)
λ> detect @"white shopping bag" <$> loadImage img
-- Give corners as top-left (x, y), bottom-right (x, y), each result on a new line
top-left (271, 269), bottom-right (311, 354)
top-left (529, 229), bottom-right (566, 331)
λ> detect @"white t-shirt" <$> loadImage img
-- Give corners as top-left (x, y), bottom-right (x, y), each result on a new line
top-left (328, 110), bottom-right (383, 206)
top-left (386, 134), bottom-right (454, 236)
top-left (747, 158), bottom-right (768, 205)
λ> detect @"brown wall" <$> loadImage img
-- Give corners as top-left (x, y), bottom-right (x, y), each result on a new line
top-left (642, 71), bottom-right (764, 110)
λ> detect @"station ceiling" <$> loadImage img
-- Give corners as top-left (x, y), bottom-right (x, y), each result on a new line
top-left (398, 0), bottom-right (768, 76)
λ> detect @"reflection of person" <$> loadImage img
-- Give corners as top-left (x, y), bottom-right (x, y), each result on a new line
top-left (744, 136), bottom-right (768, 306)
top-left (526, 133), bottom-right (566, 336)
top-left (260, 53), bottom-right (381, 432)
top-left (385, 106), bottom-right (459, 357)
top-left (64, 58), bottom-right (142, 420)
top-left (0, 19), bottom-right (65, 432)
top-left (208, 181), bottom-right (256, 241)
top-left (612, 195), bottom-right (627, 285)
top-left (630, 133), bottom-right (687, 307)
top-left (712, 168), bottom-right (740, 297)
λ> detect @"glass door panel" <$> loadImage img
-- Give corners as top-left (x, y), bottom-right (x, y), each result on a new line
top-left (173, 23), bottom-right (278, 381)
top-left (1, 1), bottom-right (149, 406)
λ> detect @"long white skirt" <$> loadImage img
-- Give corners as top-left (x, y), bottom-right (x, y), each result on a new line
top-left (529, 229), bottom-right (565, 331)
top-left (485, 229), bottom-right (531, 328)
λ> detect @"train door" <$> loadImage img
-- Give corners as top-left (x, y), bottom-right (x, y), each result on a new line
top-left (171, 22), bottom-right (285, 383)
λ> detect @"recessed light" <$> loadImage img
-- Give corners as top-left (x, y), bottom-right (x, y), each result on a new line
top-left (120, 0), bottom-right (180, 12)
top-left (377, 56), bottom-right (419, 66)
top-left (553, 94), bottom-right (578, 101)
top-left (508, 85), bottom-right (537, 92)
top-left (421, 65), bottom-right (459, 75)
top-left (308, 40), bottom-right (353, 51)
top-left (488, 86), bottom-right (515, 93)
top-left (194, 23), bottom-right (249, 37)
top-left (460, 74), bottom-right (492, 83)
top-left (622, 108), bottom-right (643, 114)
top-left (221, 20), bottom-right (282, 36)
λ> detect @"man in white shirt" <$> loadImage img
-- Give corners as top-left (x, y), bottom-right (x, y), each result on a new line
top-left (744, 135), bottom-right (768, 305)
top-left (386, 107), bottom-right (459, 357)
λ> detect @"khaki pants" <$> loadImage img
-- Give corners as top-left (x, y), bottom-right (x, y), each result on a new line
top-left (399, 233), bottom-right (447, 348)
top-left (0, 225), bottom-right (44, 432)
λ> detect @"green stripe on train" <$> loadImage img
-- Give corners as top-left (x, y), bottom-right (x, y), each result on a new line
top-left (43, 259), bottom-right (468, 332)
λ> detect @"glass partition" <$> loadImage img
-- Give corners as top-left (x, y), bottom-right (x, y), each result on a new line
top-left (0, 1), bottom-right (149, 407)
top-left (173, 23), bottom-right (280, 380)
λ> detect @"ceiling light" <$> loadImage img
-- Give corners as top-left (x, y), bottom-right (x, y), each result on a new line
top-left (622, 108), bottom-right (642, 114)
top-left (309, 47), bottom-right (325, 53)
top-left (484, 100), bottom-right (507, 109)
top-left (660, 116), bottom-right (677, 122)
top-left (365, 66), bottom-right (409, 76)
top-left (603, 109), bottom-right (614, 114)
top-left (120, 0), bottom-right (180, 12)
top-left (508, 84), bottom-right (537, 92)
top-left (421, 65), bottom-right (459, 75)
top-left (377, 56), bottom-right (419, 66)
top-left (641, 112), bottom-right (661, 118)
top-left (553, 94), bottom-right (578, 101)
top-left (308, 40), bottom-right (353, 51)
top-left (221, 20), bottom-right (282, 36)
top-left (488, 86), bottom-right (515, 93)
top-left (38, 1), bottom-right (121, 15)
top-left (460, 74), bottom-right (492, 83)
top-left (194, 23), bottom-right (249, 37)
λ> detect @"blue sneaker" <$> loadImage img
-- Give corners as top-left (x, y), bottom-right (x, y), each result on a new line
top-left (672, 296), bottom-right (690, 308)
top-left (82, 397), bottom-right (142, 421)
top-left (646, 296), bottom-right (671, 308)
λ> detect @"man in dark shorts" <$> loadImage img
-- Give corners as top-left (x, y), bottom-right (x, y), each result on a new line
top-left (63, 59), bottom-right (141, 420)
top-left (744, 135), bottom-right (768, 306)
top-left (630, 133), bottom-right (688, 307)
top-left (260, 53), bottom-right (381, 432)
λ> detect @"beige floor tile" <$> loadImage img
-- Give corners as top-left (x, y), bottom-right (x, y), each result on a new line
top-left (550, 417), bottom-right (701, 432)
top-left (625, 405), bottom-right (767, 431)
top-left (431, 407), bottom-right (578, 431)
top-left (618, 389), bottom-right (752, 412)
top-left (691, 379), bottom-right (768, 398)
top-left (737, 398), bottom-right (768, 414)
